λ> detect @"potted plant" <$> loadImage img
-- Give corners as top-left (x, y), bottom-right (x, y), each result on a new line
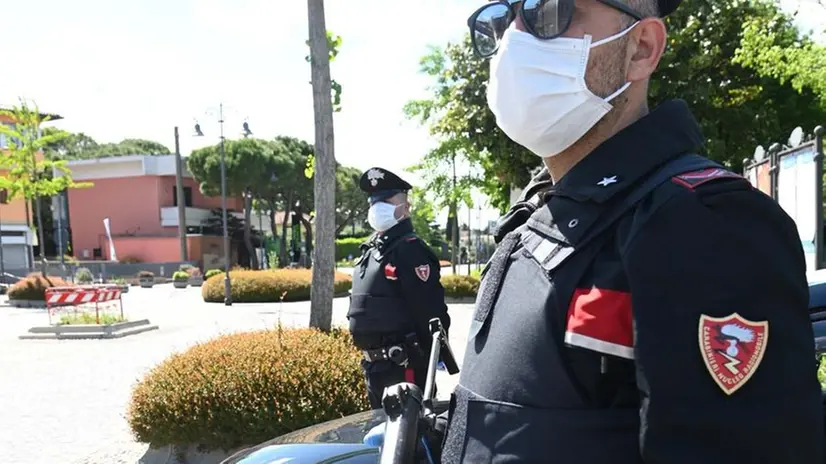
top-left (111, 277), bottom-right (129, 293)
top-left (187, 267), bottom-right (204, 287)
top-left (172, 271), bottom-right (189, 289)
top-left (138, 271), bottom-right (155, 288)
top-left (74, 267), bottom-right (94, 285)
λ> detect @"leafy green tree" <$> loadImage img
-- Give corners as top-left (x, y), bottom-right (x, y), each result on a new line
top-left (405, 0), bottom-right (826, 211)
top-left (733, 7), bottom-right (826, 104)
top-left (335, 165), bottom-right (368, 236)
top-left (651, 0), bottom-right (826, 169)
top-left (41, 128), bottom-right (99, 160)
top-left (187, 138), bottom-right (293, 269)
top-left (0, 100), bottom-right (91, 272)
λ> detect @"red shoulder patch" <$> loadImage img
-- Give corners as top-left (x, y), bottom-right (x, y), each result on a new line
top-left (671, 168), bottom-right (742, 190)
top-left (384, 264), bottom-right (398, 280)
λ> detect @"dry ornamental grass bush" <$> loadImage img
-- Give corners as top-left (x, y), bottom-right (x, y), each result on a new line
top-left (440, 274), bottom-right (480, 298)
top-left (126, 328), bottom-right (368, 450)
top-left (7, 273), bottom-right (72, 301)
top-left (201, 269), bottom-right (352, 303)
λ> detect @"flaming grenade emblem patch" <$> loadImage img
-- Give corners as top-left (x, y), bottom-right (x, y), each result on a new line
top-left (367, 168), bottom-right (385, 187)
top-left (698, 313), bottom-right (769, 395)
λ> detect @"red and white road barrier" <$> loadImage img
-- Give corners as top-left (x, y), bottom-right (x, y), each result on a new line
top-left (45, 285), bottom-right (124, 324)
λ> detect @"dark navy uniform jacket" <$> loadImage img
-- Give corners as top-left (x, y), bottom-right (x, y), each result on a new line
top-left (348, 218), bottom-right (451, 352)
top-left (441, 100), bottom-right (824, 463)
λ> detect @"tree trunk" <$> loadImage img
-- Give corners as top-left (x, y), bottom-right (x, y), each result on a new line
top-left (268, 201), bottom-right (278, 268)
top-left (243, 193), bottom-right (259, 270)
top-left (297, 208), bottom-right (314, 268)
top-left (308, 0), bottom-right (336, 332)
top-left (34, 196), bottom-right (47, 276)
top-left (280, 193), bottom-right (293, 268)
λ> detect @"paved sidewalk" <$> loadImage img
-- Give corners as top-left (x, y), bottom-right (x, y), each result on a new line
top-left (0, 287), bottom-right (472, 464)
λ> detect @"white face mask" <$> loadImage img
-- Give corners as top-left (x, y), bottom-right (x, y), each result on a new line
top-left (368, 202), bottom-right (400, 231)
top-left (486, 23), bottom-right (638, 158)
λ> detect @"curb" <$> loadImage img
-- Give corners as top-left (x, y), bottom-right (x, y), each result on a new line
top-left (19, 319), bottom-right (159, 340)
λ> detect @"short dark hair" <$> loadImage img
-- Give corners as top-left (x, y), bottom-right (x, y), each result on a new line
top-left (624, 0), bottom-right (660, 24)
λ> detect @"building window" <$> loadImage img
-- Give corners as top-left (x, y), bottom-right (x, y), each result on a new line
top-left (173, 186), bottom-right (193, 207)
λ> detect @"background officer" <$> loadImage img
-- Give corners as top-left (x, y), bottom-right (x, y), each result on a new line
top-left (439, 0), bottom-right (824, 462)
top-left (347, 167), bottom-right (451, 410)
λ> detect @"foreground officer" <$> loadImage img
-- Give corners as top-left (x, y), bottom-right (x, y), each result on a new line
top-left (347, 167), bottom-right (451, 410)
top-left (440, 0), bottom-right (824, 463)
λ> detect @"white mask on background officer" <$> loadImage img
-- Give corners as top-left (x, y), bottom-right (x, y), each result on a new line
top-left (368, 193), bottom-right (410, 232)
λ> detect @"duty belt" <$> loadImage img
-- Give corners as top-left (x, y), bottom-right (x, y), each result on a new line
top-left (363, 344), bottom-right (409, 366)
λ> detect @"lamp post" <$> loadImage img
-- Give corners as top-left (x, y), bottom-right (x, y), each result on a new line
top-left (0, 189), bottom-right (6, 284)
top-left (194, 104), bottom-right (253, 306)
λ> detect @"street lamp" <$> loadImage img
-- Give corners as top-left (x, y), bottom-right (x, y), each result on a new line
top-left (193, 103), bottom-right (253, 306)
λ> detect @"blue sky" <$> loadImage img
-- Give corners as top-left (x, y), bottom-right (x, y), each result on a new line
top-left (2, 0), bottom-right (823, 225)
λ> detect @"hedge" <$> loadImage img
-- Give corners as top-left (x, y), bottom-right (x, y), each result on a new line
top-left (441, 274), bottom-right (480, 298)
top-left (335, 236), bottom-right (369, 261)
top-left (202, 269), bottom-right (352, 303)
top-left (205, 269), bottom-right (224, 280)
top-left (7, 273), bottom-right (72, 301)
top-left (126, 327), bottom-right (367, 450)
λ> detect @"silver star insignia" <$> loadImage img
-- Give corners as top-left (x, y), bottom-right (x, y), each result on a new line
top-left (597, 176), bottom-right (618, 187)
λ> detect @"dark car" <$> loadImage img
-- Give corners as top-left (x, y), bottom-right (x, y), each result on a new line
top-left (809, 269), bottom-right (826, 355)
top-left (221, 400), bottom-right (449, 464)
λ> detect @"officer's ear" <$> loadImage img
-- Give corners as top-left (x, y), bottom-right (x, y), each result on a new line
top-left (626, 17), bottom-right (667, 82)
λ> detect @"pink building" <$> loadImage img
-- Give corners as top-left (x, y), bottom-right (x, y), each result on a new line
top-left (58, 154), bottom-right (245, 268)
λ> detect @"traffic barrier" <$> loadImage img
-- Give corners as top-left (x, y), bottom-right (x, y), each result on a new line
top-left (45, 285), bottom-right (124, 325)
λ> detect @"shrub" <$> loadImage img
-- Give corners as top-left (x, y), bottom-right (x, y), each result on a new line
top-left (205, 269), bottom-right (223, 280)
top-left (126, 327), bottom-right (368, 450)
top-left (440, 274), bottom-right (480, 298)
top-left (202, 269), bottom-right (352, 303)
top-left (74, 267), bottom-right (94, 284)
top-left (7, 273), bottom-right (72, 301)
top-left (172, 271), bottom-right (189, 282)
top-left (335, 236), bottom-right (370, 261)
top-left (138, 271), bottom-right (154, 278)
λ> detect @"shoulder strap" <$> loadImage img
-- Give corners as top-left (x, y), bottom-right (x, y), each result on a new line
top-left (569, 154), bottom-right (722, 248)
top-left (373, 232), bottom-right (418, 261)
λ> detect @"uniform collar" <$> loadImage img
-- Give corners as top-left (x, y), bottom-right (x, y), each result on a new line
top-left (376, 218), bottom-right (413, 245)
top-left (550, 99), bottom-right (704, 203)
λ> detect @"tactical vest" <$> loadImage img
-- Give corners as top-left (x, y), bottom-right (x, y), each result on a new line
top-left (441, 154), bottom-right (721, 464)
top-left (348, 234), bottom-right (418, 350)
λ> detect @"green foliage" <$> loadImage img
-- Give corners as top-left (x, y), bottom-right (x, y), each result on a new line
top-left (126, 327), bottom-right (368, 450)
top-left (201, 269), bottom-right (352, 303)
top-left (650, 0), bottom-right (826, 170)
top-left (408, 188), bottom-right (444, 249)
top-left (41, 128), bottom-right (170, 160)
top-left (59, 312), bottom-right (125, 325)
top-left (440, 274), bottom-right (479, 298)
top-left (205, 269), bottom-right (224, 280)
top-left (172, 271), bottom-right (189, 281)
top-left (305, 30), bottom-right (343, 112)
top-left (734, 9), bottom-right (826, 104)
top-left (819, 356), bottom-right (826, 389)
top-left (7, 273), bottom-right (71, 301)
top-left (335, 236), bottom-right (370, 261)
top-left (74, 267), bottom-right (94, 284)
top-left (0, 99), bottom-right (93, 202)
top-left (405, 0), bottom-right (826, 211)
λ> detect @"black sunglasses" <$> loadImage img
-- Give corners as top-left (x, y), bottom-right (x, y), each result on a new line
top-left (467, 0), bottom-right (644, 58)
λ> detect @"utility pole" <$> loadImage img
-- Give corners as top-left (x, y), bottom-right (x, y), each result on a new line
top-left (174, 126), bottom-right (188, 262)
top-left (219, 104), bottom-right (233, 306)
top-left (467, 205), bottom-right (471, 276)
top-left (0, 190), bottom-right (6, 283)
top-left (451, 152), bottom-right (458, 275)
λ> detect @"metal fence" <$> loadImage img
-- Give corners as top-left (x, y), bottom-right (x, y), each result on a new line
top-left (743, 125), bottom-right (825, 271)
top-left (4, 260), bottom-right (200, 283)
